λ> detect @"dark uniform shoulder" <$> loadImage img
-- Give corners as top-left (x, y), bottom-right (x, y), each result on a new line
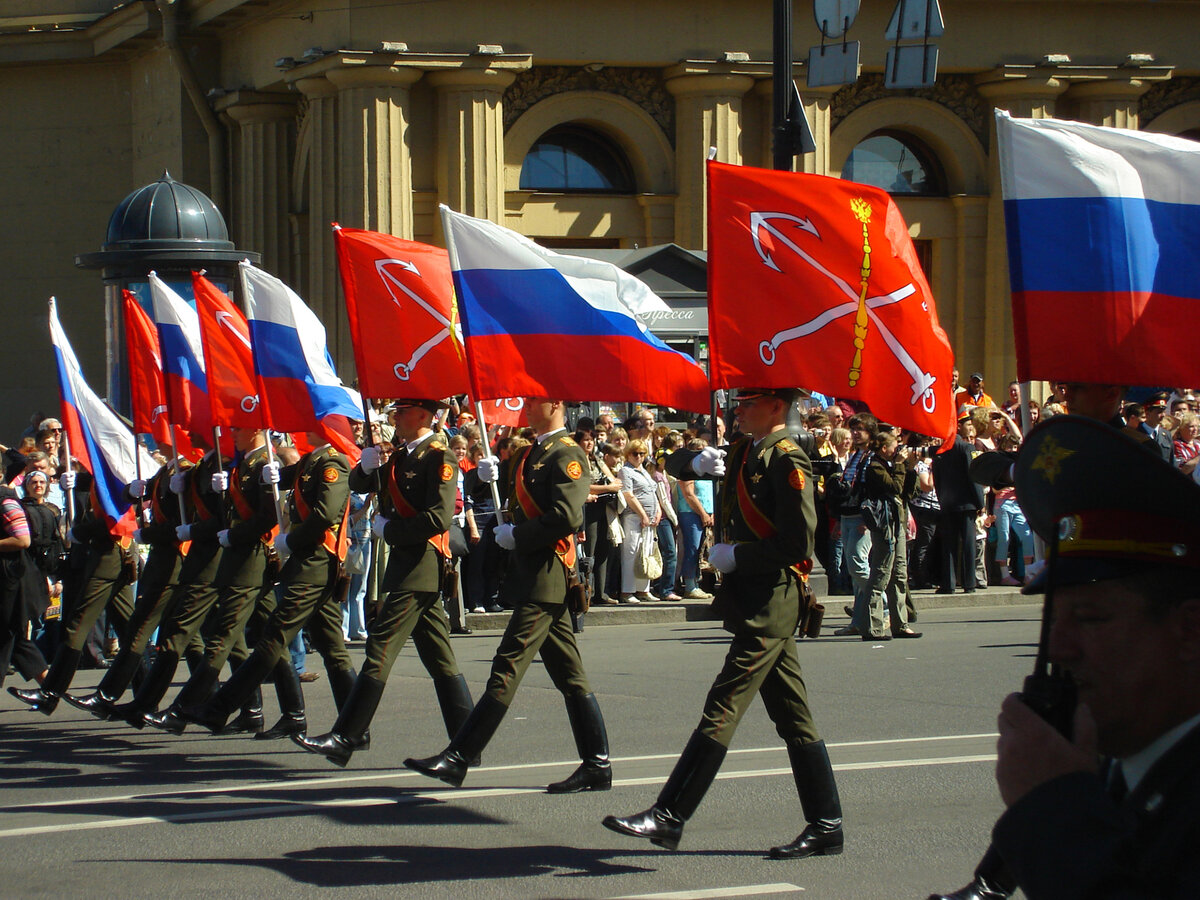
top-left (559, 435), bottom-right (579, 448)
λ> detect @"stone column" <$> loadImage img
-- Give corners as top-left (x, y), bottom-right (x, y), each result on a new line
top-left (327, 65), bottom-right (423, 240)
top-left (666, 72), bottom-right (754, 249)
top-left (753, 78), bottom-right (836, 175)
top-left (292, 76), bottom-right (341, 348)
top-left (1063, 78), bottom-right (1149, 129)
top-left (220, 93), bottom-right (298, 282)
top-left (974, 74), bottom-right (1069, 386)
top-left (427, 68), bottom-right (516, 228)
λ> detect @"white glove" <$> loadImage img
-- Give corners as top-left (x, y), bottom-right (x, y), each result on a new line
top-left (129, 479), bottom-right (146, 498)
top-left (693, 447), bottom-right (727, 477)
top-left (476, 455), bottom-right (501, 483)
top-left (273, 533), bottom-right (290, 558)
top-left (493, 522), bottom-right (516, 550)
top-left (359, 445), bottom-right (382, 474)
top-left (218, 529), bottom-right (232, 549)
top-left (67, 528), bottom-right (81, 545)
top-left (211, 471), bottom-right (229, 492)
top-left (59, 470), bottom-right (77, 491)
top-left (132, 529), bottom-right (146, 545)
top-left (708, 542), bottom-right (738, 573)
top-left (175, 524), bottom-right (191, 543)
top-left (372, 516), bottom-right (390, 539)
top-left (261, 461), bottom-right (281, 485)
top-left (142, 507), bottom-right (152, 524)
top-left (169, 472), bottom-right (187, 494)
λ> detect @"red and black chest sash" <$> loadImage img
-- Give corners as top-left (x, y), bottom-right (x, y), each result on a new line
top-left (513, 443), bottom-right (577, 568)
top-left (292, 453), bottom-right (351, 561)
top-left (731, 438), bottom-right (811, 580)
top-left (387, 447), bottom-right (451, 558)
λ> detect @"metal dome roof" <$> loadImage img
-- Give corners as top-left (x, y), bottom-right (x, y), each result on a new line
top-left (103, 171), bottom-right (234, 251)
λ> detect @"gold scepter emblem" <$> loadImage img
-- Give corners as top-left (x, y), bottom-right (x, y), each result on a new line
top-left (848, 198), bottom-right (872, 387)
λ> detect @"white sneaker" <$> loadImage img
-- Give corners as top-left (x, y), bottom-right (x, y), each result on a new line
top-left (472, 606), bottom-right (486, 613)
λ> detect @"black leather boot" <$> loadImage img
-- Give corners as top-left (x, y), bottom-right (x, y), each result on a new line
top-left (547, 692), bottom-right (612, 793)
top-left (222, 686), bottom-right (265, 735)
top-left (113, 649), bottom-right (180, 729)
top-left (257, 657), bottom-right (307, 740)
top-left (147, 663), bottom-right (222, 735)
top-left (184, 647), bottom-right (206, 676)
top-left (404, 694), bottom-right (508, 787)
top-left (9, 647), bottom-right (82, 715)
top-left (292, 674), bottom-right (385, 767)
top-left (769, 738), bottom-right (844, 859)
top-left (181, 650), bottom-right (273, 735)
top-left (326, 667), bottom-right (370, 750)
top-left (927, 847), bottom-right (1016, 900)
top-left (602, 730), bottom-right (727, 851)
top-left (433, 673), bottom-right (477, 764)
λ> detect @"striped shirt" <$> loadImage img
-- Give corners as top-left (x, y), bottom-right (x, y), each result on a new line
top-left (1, 496), bottom-right (30, 539)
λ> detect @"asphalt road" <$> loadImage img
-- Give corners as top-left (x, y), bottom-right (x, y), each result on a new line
top-left (0, 604), bottom-right (1041, 899)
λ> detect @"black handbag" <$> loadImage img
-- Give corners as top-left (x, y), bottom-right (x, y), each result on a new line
top-left (860, 496), bottom-right (893, 532)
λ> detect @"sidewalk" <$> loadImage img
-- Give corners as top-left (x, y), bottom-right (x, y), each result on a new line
top-left (461, 580), bottom-right (1039, 631)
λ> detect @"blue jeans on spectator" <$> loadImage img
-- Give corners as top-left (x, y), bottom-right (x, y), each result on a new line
top-left (653, 518), bottom-right (678, 597)
top-left (842, 514), bottom-right (873, 632)
top-left (994, 497), bottom-right (1032, 563)
top-left (342, 539), bottom-right (371, 639)
top-left (827, 519), bottom-right (851, 594)
top-left (677, 511), bottom-right (704, 593)
top-left (289, 630), bottom-right (306, 675)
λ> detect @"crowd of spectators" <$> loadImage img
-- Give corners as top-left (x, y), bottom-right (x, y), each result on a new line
top-left (3, 376), bottom-right (1198, 682)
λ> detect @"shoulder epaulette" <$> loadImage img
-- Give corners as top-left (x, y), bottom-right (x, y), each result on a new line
top-left (429, 440), bottom-right (447, 452)
top-left (776, 438), bottom-right (799, 454)
top-left (560, 435), bottom-right (578, 447)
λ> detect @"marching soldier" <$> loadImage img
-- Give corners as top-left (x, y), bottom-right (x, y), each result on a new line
top-left (405, 397), bottom-right (612, 794)
top-left (9, 474), bottom-right (136, 715)
top-left (294, 398), bottom-right (474, 767)
top-left (113, 429), bottom-right (278, 734)
top-left (63, 457), bottom-right (190, 718)
top-left (604, 388), bottom-right (843, 857)
top-left (181, 431), bottom-right (354, 737)
top-left (147, 425), bottom-right (289, 735)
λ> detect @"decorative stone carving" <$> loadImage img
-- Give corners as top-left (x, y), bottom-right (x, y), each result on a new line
top-left (831, 74), bottom-right (989, 147)
top-left (1140, 76), bottom-right (1200, 128)
top-left (504, 66), bottom-right (675, 143)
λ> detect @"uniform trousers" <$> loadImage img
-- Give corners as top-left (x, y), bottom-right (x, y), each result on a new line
top-left (61, 546), bottom-right (135, 654)
top-left (699, 633), bottom-right (820, 748)
top-left (120, 548), bottom-right (184, 658)
top-left (199, 543), bottom-right (273, 671)
top-left (485, 600), bottom-right (591, 707)
top-left (361, 589), bottom-right (460, 683)
top-left (252, 556), bottom-right (351, 675)
top-left (155, 542), bottom-right (224, 656)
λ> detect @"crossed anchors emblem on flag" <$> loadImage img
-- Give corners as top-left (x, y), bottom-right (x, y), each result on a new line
top-left (749, 200), bottom-right (939, 413)
top-left (375, 259), bottom-right (463, 381)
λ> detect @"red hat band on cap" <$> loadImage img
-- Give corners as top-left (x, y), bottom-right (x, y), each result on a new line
top-left (1056, 509), bottom-right (1200, 568)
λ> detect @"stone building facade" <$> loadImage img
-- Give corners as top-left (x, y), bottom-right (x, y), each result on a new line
top-left (1, 1), bottom-right (1197, 433)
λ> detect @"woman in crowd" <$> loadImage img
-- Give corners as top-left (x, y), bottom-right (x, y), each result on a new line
top-left (581, 431), bottom-right (622, 606)
top-left (824, 425), bottom-right (854, 596)
top-left (0, 478), bottom-right (44, 690)
top-left (463, 443), bottom-right (503, 613)
top-left (599, 441), bottom-right (626, 601)
top-left (650, 434), bottom-right (681, 601)
top-left (618, 439), bottom-right (658, 604)
top-left (907, 436), bottom-right (941, 590)
top-left (674, 437), bottom-right (713, 600)
top-left (608, 426), bottom-right (629, 457)
top-left (862, 431), bottom-right (921, 640)
top-left (986, 433), bottom-right (1034, 585)
top-left (1173, 412), bottom-right (1199, 477)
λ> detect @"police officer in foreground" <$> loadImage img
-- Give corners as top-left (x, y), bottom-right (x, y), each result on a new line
top-left (293, 399), bottom-right (474, 767)
top-left (937, 414), bottom-right (1200, 900)
top-left (404, 396), bottom-right (612, 794)
top-left (603, 387), bottom-right (843, 857)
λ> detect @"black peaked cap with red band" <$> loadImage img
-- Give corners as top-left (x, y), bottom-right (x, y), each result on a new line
top-left (1015, 414), bottom-right (1200, 592)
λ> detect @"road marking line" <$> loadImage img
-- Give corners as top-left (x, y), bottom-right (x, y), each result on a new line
top-left (612, 883), bottom-right (803, 899)
top-left (0, 753), bottom-right (995, 839)
top-left (0, 732), bottom-right (997, 812)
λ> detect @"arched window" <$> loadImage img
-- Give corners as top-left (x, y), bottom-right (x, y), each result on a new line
top-left (519, 125), bottom-right (635, 193)
top-left (842, 130), bottom-right (945, 195)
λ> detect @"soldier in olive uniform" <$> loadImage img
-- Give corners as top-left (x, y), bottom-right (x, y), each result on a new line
top-left (150, 426), bottom-right (287, 735)
top-left (604, 388), bottom-right (843, 857)
top-left (9, 476), bottom-right (136, 715)
top-left (295, 399), bottom-right (474, 767)
top-left (183, 433), bottom-right (354, 737)
top-left (406, 397), bottom-right (612, 794)
top-left (63, 458), bottom-right (191, 718)
top-left (115, 430), bottom-right (278, 734)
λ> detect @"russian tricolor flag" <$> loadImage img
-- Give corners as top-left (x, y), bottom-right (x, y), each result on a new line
top-left (50, 300), bottom-right (158, 537)
top-left (997, 111), bottom-right (1200, 386)
top-left (239, 261), bottom-right (363, 460)
top-left (442, 206), bottom-right (710, 412)
top-left (149, 272), bottom-right (213, 434)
